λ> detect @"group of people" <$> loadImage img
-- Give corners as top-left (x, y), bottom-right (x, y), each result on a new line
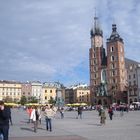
top-left (98, 105), bottom-right (114, 125)
top-left (26, 105), bottom-right (57, 133)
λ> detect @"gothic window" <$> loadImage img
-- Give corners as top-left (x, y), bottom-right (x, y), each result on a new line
top-left (112, 70), bottom-right (115, 76)
top-left (110, 46), bottom-right (114, 52)
top-left (111, 55), bottom-right (115, 61)
top-left (94, 60), bottom-right (96, 65)
top-left (113, 79), bottom-right (116, 84)
top-left (94, 74), bottom-right (97, 78)
top-left (111, 63), bottom-right (115, 69)
top-left (94, 67), bottom-right (96, 72)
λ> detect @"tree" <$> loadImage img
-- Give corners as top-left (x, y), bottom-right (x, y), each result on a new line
top-left (20, 96), bottom-right (27, 105)
top-left (29, 96), bottom-right (38, 103)
top-left (48, 96), bottom-right (56, 105)
top-left (4, 96), bottom-right (13, 103)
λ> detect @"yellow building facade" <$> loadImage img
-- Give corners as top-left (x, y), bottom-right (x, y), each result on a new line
top-left (0, 80), bottom-right (22, 102)
top-left (74, 87), bottom-right (90, 104)
top-left (42, 86), bottom-right (57, 104)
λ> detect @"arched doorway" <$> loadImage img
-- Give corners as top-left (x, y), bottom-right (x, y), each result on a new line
top-left (103, 99), bottom-right (107, 106)
top-left (98, 99), bottom-right (102, 105)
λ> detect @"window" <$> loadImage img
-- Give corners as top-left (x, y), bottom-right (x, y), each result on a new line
top-left (110, 46), bottom-right (114, 52)
top-left (45, 90), bottom-right (47, 93)
top-left (129, 75), bottom-right (131, 79)
top-left (133, 80), bottom-right (136, 85)
top-left (133, 74), bottom-right (136, 78)
top-left (111, 56), bottom-right (115, 61)
top-left (113, 79), bottom-right (116, 83)
top-left (111, 63), bottom-right (115, 69)
top-left (112, 70), bottom-right (115, 76)
top-left (50, 90), bottom-right (52, 93)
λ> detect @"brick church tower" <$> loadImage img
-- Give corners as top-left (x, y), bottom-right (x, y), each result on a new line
top-left (89, 16), bottom-right (107, 105)
top-left (107, 24), bottom-right (127, 104)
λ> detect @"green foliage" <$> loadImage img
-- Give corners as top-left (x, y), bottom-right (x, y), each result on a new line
top-left (29, 96), bottom-right (38, 103)
top-left (4, 96), bottom-right (13, 103)
top-left (48, 96), bottom-right (56, 105)
top-left (20, 96), bottom-right (27, 105)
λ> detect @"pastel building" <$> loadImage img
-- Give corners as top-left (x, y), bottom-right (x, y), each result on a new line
top-left (0, 80), bottom-right (22, 102)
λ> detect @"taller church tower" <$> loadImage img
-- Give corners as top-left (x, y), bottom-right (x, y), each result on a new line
top-left (89, 16), bottom-right (107, 105)
top-left (106, 24), bottom-right (127, 104)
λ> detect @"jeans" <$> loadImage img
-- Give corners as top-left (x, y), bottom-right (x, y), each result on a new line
top-left (33, 121), bottom-right (38, 132)
top-left (45, 117), bottom-right (52, 131)
top-left (0, 125), bottom-right (9, 140)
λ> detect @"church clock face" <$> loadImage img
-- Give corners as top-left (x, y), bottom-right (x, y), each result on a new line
top-left (94, 36), bottom-right (102, 47)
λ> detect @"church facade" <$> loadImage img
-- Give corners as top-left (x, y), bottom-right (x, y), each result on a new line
top-left (89, 16), bottom-right (127, 106)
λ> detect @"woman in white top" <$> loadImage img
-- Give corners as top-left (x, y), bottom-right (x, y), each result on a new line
top-left (30, 106), bottom-right (39, 132)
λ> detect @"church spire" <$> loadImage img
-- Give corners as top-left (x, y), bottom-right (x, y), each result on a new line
top-left (90, 12), bottom-right (103, 37)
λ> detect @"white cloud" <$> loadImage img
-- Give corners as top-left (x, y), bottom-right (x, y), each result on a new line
top-left (0, 0), bottom-right (140, 85)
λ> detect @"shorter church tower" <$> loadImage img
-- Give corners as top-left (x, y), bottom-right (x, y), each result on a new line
top-left (107, 24), bottom-right (127, 104)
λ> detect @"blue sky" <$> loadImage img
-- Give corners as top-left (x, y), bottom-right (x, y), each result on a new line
top-left (0, 0), bottom-right (140, 86)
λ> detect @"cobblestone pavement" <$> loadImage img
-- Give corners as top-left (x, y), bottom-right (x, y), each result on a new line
top-left (9, 109), bottom-right (140, 140)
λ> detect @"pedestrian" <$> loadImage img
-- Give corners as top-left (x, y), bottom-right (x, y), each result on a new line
top-left (59, 107), bottom-right (64, 119)
top-left (8, 106), bottom-right (12, 126)
top-left (120, 105), bottom-right (124, 117)
top-left (76, 106), bottom-right (83, 119)
top-left (37, 107), bottom-right (42, 124)
top-left (0, 101), bottom-right (11, 140)
top-left (108, 106), bottom-right (113, 120)
top-left (100, 107), bottom-right (106, 125)
top-left (30, 106), bottom-right (39, 132)
top-left (26, 106), bottom-right (33, 123)
top-left (44, 105), bottom-right (55, 132)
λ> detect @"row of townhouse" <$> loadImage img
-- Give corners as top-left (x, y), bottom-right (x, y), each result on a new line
top-left (0, 80), bottom-right (90, 105)
top-left (0, 80), bottom-right (65, 104)
top-left (65, 84), bottom-right (90, 105)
